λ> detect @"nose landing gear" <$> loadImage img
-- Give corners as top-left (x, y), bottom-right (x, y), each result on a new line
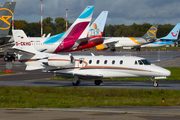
top-left (150, 77), bottom-right (158, 87)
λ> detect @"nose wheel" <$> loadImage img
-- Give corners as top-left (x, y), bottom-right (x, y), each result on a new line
top-left (150, 77), bottom-right (158, 87)
top-left (153, 81), bottom-right (158, 87)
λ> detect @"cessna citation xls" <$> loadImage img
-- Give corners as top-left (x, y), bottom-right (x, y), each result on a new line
top-left (11, 30), bottom-right (171, 87)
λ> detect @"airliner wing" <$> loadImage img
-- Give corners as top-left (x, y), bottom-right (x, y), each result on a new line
top-left (102, 38), bottom-right (119, 48)
top-left (90, 37), bottom-right (105, 43)
top-left (74, 37), bottom-right (91, 43)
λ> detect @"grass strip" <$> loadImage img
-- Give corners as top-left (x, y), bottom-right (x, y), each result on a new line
top-left (0, 86), bottom-right (180, 108)
top-left (52, 67), bottom-right (180, 81)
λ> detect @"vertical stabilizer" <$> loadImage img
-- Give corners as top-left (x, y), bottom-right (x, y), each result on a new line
top-left (59, 6), bottom-right (94, 41)
top-left (12, 30), bottom-right (37, 54)
top-left (44, 6), bottom-right (94, 44)
top-left (160, 23), bottom-right (180, 40)
top-left (88, 11), bottom-right (108, 38)
top-left (0, 2), bottom-right (16, 37)
top-left (142, 23), bottom-right (158, 41)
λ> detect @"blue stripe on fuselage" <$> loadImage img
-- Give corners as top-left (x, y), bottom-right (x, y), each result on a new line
top-left (43, 32), bottom-right (65, 44)
top-left (151, 40), bottom-right (179, 45)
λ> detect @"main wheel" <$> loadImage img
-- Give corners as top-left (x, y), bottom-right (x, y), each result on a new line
top-left (110, 48), bottom-right (116, 52)
top-left (153, 82), bottom-right (158, 87)
top-left (94, 80), bottom-right (103, 85)
top-left (4, 56), bottom-right (9, 61)
top-left (72, 80), bottom-right (81, 86)
top-left (136, 48), bottom-right (141, 51)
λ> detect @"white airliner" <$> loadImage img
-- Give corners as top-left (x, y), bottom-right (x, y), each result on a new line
top-left (96, 23), bottom-right (159, 51)
top-left (11, 30), bottom-right (171, 87)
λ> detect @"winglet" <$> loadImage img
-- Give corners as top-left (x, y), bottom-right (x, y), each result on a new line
top-left (160, 23), bottom-right (180, 40)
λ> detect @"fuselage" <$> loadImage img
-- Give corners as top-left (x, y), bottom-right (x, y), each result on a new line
top-left (19, 54), bottom-right (171, 79)
top-left (141, 40), bottom-right (179, 48)
top-left (96, 37), bottom-right (151, 50)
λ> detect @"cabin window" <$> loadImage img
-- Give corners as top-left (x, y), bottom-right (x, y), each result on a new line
top-left (135, 61), bottom-right (137, 65)
top-left (104, 60), bottom-right (107, 64)
top-left (96, 60), bottom-right (100, 64)
top-left (80, 60), bottom-right (83, 64)
top-left (141, 59), bottom-right (151, 65)
top-left (89, 60), bottom-right (92, 64)
top-left (112, 60), bottom-right (115, 64)
top-left (120, 60), bottom-right (123, 64)
top-left (138, 60), bottom-right (143, 65)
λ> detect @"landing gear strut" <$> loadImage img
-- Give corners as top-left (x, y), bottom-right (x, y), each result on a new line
top-left (150, 77), bottom-right (158, 87)
top-left (110, 48), bottom-right (116, 52)
top-left (72, 76), bottom-right (81, 86)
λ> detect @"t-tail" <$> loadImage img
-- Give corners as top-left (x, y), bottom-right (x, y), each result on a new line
top-left (12, 30), bottom-right (48, 70)
top-left (88, 11), bottom-right (108, 38)
top-left (12, 30), bottom-right (38, 55)
top-left (142, 23), bottom-right (158, 42)
top-left (0, 2), bottom-right (16, 37)
top-left (160, 23), bottom-right (180, 40)
top-left (44, 6), bottom-right (94, 44)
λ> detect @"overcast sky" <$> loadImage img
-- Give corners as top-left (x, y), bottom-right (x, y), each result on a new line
top-left (1, 0), bottom-right (180, 25)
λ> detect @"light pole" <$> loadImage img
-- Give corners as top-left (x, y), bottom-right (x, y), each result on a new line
top-left (66, 8), bottom-right (68, 31)
top-left (40, 0), bottom-right (43, 37)
top-left (12, 0), bottom-right (14, 32)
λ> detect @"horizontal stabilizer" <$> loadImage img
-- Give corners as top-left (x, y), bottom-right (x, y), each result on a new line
top-left (9, 48), bottom-right (35, 55)
top-left (26, 65), bottom-right (44, 70)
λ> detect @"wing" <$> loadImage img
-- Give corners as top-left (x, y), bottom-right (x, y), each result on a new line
top-left (50, 71), bottom-right (103, 80)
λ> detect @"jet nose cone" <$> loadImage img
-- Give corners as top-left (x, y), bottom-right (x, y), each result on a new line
top-left (162, 68), bottom-right (171, 76)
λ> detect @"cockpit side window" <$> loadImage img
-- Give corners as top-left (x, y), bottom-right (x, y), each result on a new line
top-left (138, 60), bottom-right (143, 65)
top-left (141, 59), bottom-right (151, 65)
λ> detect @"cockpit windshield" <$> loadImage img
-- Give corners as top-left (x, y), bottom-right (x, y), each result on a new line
top-left (141, 59), bottom-right (151, 65)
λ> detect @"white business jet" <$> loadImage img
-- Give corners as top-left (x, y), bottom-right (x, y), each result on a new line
top-left (11, 30), bottom-right (171, 87)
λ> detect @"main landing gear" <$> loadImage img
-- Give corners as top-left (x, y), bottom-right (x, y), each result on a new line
top-left (72, 76), bottom-right (81, 86)
top-left (150, 77), bottom-right (158, 87)
top-left (72, 77), bottom-right (103, 86)
top-left (94, 80), bottom-right (103, 85)
top-left (110, 48), bottom-right (116, 52)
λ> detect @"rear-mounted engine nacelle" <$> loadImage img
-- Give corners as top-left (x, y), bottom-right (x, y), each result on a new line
top-left (45, 55), bottom-right (75, 68)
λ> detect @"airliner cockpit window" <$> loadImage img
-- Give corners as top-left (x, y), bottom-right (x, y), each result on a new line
top-left (138, 60), bottom-right (143, 65)
top-left (141, 59), bottom-right (151, 65)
